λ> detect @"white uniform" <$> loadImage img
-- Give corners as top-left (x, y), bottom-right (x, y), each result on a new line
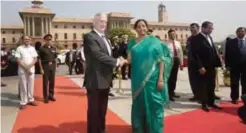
top-left (15, 45), bottom-right (38, 105)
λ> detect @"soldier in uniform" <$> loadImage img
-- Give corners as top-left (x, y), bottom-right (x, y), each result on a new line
top-left (39, 34), bottom-right (58, 103)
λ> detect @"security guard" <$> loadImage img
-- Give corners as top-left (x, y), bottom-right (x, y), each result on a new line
top-left (39, 34), bottom-right (58, 103)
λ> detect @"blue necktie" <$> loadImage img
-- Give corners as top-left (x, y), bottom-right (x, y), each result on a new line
top-left (239, 39), bottom-right (244, 48)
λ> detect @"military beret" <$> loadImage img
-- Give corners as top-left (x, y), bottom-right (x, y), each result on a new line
top-left (43, 34), bottom-right (53, 39)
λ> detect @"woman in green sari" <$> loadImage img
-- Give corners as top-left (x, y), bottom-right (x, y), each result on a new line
top-left (127, 19), bottom-right (172, 133)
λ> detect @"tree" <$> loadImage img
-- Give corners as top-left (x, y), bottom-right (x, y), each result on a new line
top-left (108, 27), bottom-right (136, 42)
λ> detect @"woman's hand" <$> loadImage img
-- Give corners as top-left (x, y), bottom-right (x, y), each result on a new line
top-left (157, 80), bottom-right (164, 91)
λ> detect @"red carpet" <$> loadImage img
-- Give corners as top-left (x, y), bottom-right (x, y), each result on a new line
top-left (12, 76), bottom-right (246, 133)
top-left (12, 76), bottom-right (131, 133)
top-left (165, 102), bottom-right (246, 133)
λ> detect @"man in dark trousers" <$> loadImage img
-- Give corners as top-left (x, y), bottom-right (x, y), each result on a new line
top-left (225, 27), bottom-right (246, 104)
top-left (238, 94), bottom-right (246, 124)
top-left (190, 21), bottom-right (222, 112)
top-left (39, 34), bottom-right (58, 103)
top-left (83, 12), bottom-right (127, 133)
top-left (118, 35), bottom-right (129, 80)
top-left (65, 43), bottom-right (78, 75)
top-left (187, 23), bottom-right (200, 101)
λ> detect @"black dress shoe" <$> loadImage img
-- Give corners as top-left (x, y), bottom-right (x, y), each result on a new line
top-left (209, 104), bottom-right (222, 110)
top-left (202, 105), bottom-right (210, 112)
top-left (173, 94), bottom-right (180, 98)
top-left (232, 100), bottom-right (238, 104)
top-left (49, 97), bottom-right (56, 101)
top-left (19, 105), bottom-right (26, 110)
top-left (108, 92), bottom-right (115, 97)
top-left (215, 95), bottom-right (221, 100)
top-left (189, 97), bottom-right (197, 101)
top-left (44, 99), bottom-right (49, 103)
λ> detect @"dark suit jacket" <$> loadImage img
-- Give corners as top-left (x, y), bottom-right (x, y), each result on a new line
top-left (190, 33), bottom-right (221, 70)
top-left (83, 30), bottom-right (117, 90)
top-left (118, 42), bottom-right (128, 59)
top-left (225, 38), bottom-right (243, 68)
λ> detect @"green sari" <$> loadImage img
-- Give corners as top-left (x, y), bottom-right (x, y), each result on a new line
top-left (128, 35), bottom-right (172, 133)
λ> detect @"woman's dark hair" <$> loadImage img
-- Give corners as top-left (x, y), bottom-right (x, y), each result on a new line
top-left (134, 19), bottom-right (148, 29)
top-left (35, 42), bottom-right (42, 51)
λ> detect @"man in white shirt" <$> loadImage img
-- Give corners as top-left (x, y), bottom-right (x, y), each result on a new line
top-left (166, 29), bottom-right (184, 101)
top-left (15, 35), bottom-right (38, 109)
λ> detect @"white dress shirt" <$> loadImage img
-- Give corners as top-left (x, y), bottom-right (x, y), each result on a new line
top-left (93, 29), bottom-right (119, 66)
top-left (80, 47), bottom-right (85, 61)
top-left (15, 45), bottom-right (38, 75)
top-left (166, 40), bottom-right (184, 66)
top-left (93, 29), bottom-right (112, 56)
top-left (201, 32), bottom-right (213, 46)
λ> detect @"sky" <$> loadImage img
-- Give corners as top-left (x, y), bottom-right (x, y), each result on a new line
top-left (1, 0), bottom-right (246, 41)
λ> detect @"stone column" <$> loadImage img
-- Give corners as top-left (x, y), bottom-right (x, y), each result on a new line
top-left (32, 16), bottom-right (35, 36)
top-left (46, 17), bottom-right (49, 33)
top-left (41, 17), bottom-right (44, 36)
top-left (23, 16), bottom-right (26, 35)
top-left (49, 18), bottom-right (52, 34)
top-left (27, 16), bottom-right (30, 36)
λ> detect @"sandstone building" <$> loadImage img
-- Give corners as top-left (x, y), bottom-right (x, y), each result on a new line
top-left (1, 0), bottom-right (190, 48)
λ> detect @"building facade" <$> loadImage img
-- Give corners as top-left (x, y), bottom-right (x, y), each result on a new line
top-left (1, 1), bottom-right (191, 48)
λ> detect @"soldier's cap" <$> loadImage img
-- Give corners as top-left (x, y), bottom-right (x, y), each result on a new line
top-left (43, 34), bottom-right (53, 39)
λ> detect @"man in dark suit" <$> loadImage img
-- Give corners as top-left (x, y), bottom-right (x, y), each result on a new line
top-left (225, 27), bottom-right (246, 104)
top-left (65, 43), bottom-right (78, 75)
top-left (83, 12), bottom-right (127, 133)
top-left (190, 21), bottom-right (222, 112)
top-left (118, 35), bottom-right (129, 79)
top-left (186, 23), bottom-right (200, 101)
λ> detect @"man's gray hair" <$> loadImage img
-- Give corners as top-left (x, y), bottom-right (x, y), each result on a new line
top-left (93, 12), bottom-right (107, 26)
top-left (94, 12), bottom-right (107, 18)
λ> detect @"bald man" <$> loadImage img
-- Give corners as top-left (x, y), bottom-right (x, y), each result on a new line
top-left (83, 12), bottom-right (127, 133)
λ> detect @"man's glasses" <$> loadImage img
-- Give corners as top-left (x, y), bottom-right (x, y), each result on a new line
top-left (45, 39), bottom-right (52, 41)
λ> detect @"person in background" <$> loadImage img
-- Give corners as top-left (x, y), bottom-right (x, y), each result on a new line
top-left (225, 27), bottom-right (246, 104)
top-left (119, 35), bottom-right (129, 80)
top-left (187, 23), bottom-right (200, 102)
top-left (65, 43), bottom-right (78, 75)
top-left (35, 41), bottom-right (42, 74)
top-left (15, 35), bottom-right (38, 109)
top-left (190, 21), bottom-right (222, 112)
top-left (166, 29), bottom-right (184, 101)
top-left (39, 34), bottom-right (58, 103)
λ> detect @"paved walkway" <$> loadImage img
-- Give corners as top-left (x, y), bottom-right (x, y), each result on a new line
top-left (0, 68), bottom-right (235, 132)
